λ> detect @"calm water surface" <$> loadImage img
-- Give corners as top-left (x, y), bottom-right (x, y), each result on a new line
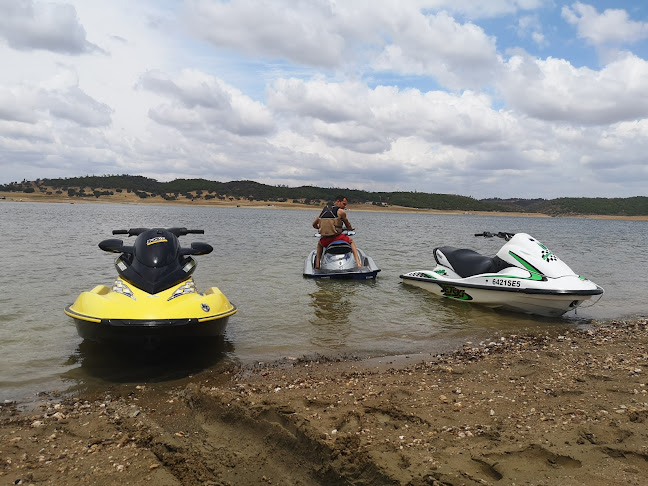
top-left (1, 202), bottom-right (646, 403)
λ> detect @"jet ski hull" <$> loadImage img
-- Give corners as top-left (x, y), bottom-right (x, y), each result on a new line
top-left (65, 278), bottom-right (237, 343)
top-left (67, 312), bottom-right (234, 344)
top-left (400, 270), bottom-right (603, 317)
top-left (303, 248), bottom-right (381, 279)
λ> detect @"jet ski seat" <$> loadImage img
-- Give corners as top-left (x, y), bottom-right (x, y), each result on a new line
top-left (434, 247), bottom-right (509, 278)
top-left (324, 240), bottom-right (353, 255)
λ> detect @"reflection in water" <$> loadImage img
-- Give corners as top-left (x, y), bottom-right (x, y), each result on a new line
top-left (63, 337), bottom-right (235, 387)
top-left (400, 284), bottom-right (593, 339)
top-left (308, 280), bottom-right (362, 349)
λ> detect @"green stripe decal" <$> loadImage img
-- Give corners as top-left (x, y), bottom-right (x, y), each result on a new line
top-left (508, 252), bottom-right (544, 281)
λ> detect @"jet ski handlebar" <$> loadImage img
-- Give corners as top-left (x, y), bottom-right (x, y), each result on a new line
top-left (474, 231), bottom-right (516, 240)
top-left (100, 225), bottom-right (213, 255)
top-left (112, 228), bottom-right (205, 237)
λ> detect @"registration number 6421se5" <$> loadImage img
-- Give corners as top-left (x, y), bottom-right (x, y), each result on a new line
top-left (492, 278), bottom-right (520, 287)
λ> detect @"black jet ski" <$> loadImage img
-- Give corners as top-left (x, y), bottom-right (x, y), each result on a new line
top-left (64, 227), bottom-right (237, 344)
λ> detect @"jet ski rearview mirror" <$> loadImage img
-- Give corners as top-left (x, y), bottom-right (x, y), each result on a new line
top-left (99, 239), bottom-right (125, 253)
top-left (180, 242), bottom-right (213, 256)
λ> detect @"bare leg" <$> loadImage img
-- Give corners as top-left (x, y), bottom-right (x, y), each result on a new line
top-left (315, 242), bottom-right (323, 269)
top-left (350, 239), bottom-right (364, 267)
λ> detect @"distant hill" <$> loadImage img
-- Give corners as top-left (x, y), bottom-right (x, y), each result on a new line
top-left (482, 197), bottom-right (648, 217)
top-left (1, 175), bottom-right (647, 216)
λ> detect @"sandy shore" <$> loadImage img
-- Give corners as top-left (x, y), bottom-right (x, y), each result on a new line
top-left (2, 317), bottom-right (648, 485)
top-left (3, 189), bottom-right (647, 221)
top-left (0, 189), bottom-right (534, 217)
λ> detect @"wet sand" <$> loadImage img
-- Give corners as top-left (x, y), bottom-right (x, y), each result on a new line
top-left (2, 317), bottom-right (648, 485)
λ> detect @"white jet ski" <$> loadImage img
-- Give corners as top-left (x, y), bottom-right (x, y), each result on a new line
top-left (304, 230), bottom-right (380, 279)
top-left (400, 232), bottom-right (603, 317)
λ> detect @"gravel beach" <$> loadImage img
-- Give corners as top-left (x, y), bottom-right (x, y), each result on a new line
top-left (2, 317), bottom-right (648, 485)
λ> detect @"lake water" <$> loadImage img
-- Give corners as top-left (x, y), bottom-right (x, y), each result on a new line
top-left (1, 201), bottom-right (646, 404)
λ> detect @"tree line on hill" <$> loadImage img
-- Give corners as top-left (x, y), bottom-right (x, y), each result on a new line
top-left (1, 175), bottom-right (647, 216)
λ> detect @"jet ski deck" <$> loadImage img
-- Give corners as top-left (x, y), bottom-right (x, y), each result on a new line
top-left (65, 278), bottom-right (237, 342)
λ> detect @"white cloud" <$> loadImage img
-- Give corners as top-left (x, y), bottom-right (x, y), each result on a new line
top-left (183, 0), bottom-right (345, 68)
top-left (183, 1), bottom-right (502, 89)
top-left (500, 53), bottom-right (648, 125)
top-left (0, 0), bottom-right (100, 54)
top-left (269, 78), bottom-right (515, 148)
top-left (268, 78), bottom-right (372, 123)
top-left (141, 69), bottom-right (275, 137)
top-left (562, 2), bottom-right (648, 46)
top-left (371, 11), bottom-right (501, 90)
top-left (44, 86), bottom-right (113, 127)
top-left (0, 68), bottom-right (112, 128)
top-left (0, 87), bottom-right (39, 123)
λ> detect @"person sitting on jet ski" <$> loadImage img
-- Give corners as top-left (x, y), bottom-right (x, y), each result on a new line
top-left (312, 195), bottom-right (363, 269)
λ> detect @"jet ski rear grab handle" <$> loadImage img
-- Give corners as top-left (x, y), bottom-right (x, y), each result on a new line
top-left (313, 229), bottom-right (356, 237)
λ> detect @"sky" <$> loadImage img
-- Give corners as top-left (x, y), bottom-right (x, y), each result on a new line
top-left (1, 1), bottom-right (648, 199)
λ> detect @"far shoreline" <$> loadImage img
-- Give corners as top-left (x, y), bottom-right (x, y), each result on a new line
top-left (2, 190), bottom-right (648, 221)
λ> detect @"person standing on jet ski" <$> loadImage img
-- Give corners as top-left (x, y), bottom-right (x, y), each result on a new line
top-left (312, 195), bottom-right (363, 269)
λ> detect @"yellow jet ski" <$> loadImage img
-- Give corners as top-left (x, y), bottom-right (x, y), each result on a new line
top-left (65, 227), bottom-right (237, 344)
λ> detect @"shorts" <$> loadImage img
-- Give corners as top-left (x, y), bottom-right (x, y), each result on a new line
top-left (320, 234), bottom-right (351, 247)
